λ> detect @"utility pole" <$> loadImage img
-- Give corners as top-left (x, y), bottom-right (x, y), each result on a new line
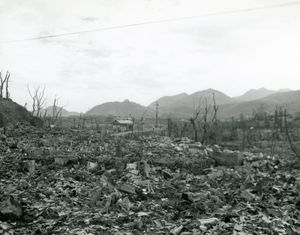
top-left (155, 102), bottom-right (159, 128)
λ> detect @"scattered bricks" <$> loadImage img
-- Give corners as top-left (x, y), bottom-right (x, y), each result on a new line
top-left (87, 161), bottom-right (98, 171)
top-left (54, 157), bottom-right (69, 166)
top-left (211, 150), bottom-right (244, 167)
top-left (126, 162), bottom-right (138, 171)
top-left (118, 183), bottom-right (136, 195)
top-left (199, 217), bottom-right (219, 227)
top-left (0, 196), bottom-right (23, 221)
top-left (26, 160), bottom-right (36, 174)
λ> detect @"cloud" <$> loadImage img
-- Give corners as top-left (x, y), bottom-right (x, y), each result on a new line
top-left (0, 0), bottom-right (300, 111)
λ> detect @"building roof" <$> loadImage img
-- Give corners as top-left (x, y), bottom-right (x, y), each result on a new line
top-left (113, 119), bottom-right (133, 125)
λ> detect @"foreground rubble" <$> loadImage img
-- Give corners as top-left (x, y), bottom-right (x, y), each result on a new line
top-left (0, 126), bottom-right (299, 234)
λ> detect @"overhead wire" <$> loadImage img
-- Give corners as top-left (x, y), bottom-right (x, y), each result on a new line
top-left (1, 0), bottom-right (300, 44)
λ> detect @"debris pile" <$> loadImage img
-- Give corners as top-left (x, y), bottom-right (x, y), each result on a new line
top-left (0, 125), bottom-right (299, 234)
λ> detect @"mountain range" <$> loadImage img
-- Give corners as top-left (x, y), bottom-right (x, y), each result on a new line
top-left (232, 88), bottom-right (292, 103)
top-left (149, 89), bottom-right (232, 116)
top-left (57, 88), bottom-right (299, 119)
top-left (85, 99), bottom-right (155, 117)
top-left (218, 90), bottom-right (300, 119)
top-left (43, 106), bottom-right (80, 117)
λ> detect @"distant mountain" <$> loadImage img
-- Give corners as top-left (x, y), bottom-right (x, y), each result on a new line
top-left (233, 88), bottom-right (276, 102)
top-left (44, 106), bottom-right (80, 117)
top-left (277, 88), bottom-right (293, 93)
top-left (83, 88), bottom-right (298, 120)
top-left (261, 90), bottom-right (299, 107)
top-left (179, 89), bottom-right (232, 106)
top-left (150, 89), bottom-right (232, 116)
top-left (86, 99), bottom-right (154, 117)
top-left (148, 93), bottom-right (188, 112)
top-left (233, 88), bottom-right (294, 103)
top-left (219, 90), bottom-right (300, 119)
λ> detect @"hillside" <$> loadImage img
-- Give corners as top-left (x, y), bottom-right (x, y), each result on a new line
top-left (233, 88), bottom-right (276, 102)
top-left (148, 93), bottom-right (188, 113)
top-left (151, 89), bottom-right (300, 119)
top-left (219, 90), bottom-right (300, 119)
top-left (86, 99), bottom-right (154, 117)
top-left (232, 88), bottom-right (294, 103)
top-left (0, 99), bottom-right (42, 127)
top-left (152, 89), bottom-right (232, 116)
top-left (43, 106), bottom-right (80, 117)
top-left (84, 89), bottom-right (299, 119)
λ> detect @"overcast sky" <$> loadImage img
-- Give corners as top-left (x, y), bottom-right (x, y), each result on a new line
top-left (0, 0), bottom-right (300, 112)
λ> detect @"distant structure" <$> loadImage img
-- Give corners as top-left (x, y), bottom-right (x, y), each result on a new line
top-left (112, 119), bottom-right (133, 132)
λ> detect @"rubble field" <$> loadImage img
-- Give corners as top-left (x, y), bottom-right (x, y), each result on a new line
top-left (0, 125), bottom-right (299, 234)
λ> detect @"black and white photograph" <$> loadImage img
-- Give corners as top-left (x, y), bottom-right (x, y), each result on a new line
top-left (0, 0), bottom-right (300, 234)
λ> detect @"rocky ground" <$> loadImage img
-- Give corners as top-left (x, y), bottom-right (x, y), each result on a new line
top-left (0, 125), bottom-right (299, 234)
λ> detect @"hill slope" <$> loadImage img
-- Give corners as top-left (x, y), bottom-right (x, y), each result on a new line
top-left (84, 89), bottom-right (299, 120)
top-left (148, 93), bottom-right (188, 113)
top-left (219, 90), bottom-right (300, 119)
top-left (151, 89), bottom-right (232, 116)
top-left (0, 99), bottom-right (42, 127)
top-left (86, 99), bottom-right (154, 117)
top-left (43, 106), bottom-right (80, 117)
top-left (233, 88), bottom-right (276, 102)
top-left (233, 88), bottom-right (294, 103)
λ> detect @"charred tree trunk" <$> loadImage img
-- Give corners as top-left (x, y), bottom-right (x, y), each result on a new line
top-left (5, 71), bottom-right (10, 99)
top-left (284, 109), bottom-right (300, 159)
top-left (190, 119), bottom-right (198, 142)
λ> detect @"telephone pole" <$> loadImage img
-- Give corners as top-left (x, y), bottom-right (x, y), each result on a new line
top-left (155, 102), bottom-right (159, 128)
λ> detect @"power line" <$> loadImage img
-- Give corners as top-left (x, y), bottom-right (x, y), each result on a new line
top-left (1, 0), bottom-right (300, 44)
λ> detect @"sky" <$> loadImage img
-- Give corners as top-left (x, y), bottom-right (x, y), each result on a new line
top-left (0, 0), bottom-right (300, 112)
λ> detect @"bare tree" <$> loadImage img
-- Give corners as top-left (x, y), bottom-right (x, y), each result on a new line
top-left (77, 114), bottom-right (83, 129)
top-left (49, 96), bottom-right (64, 126)
top-left (27, 85), bottom-right (47, 117)
top-left (190, 99), bottom-right (202, 142)
top-left (167, 117), bottom-right (173, 136)
top-left (77, 113), bottom-right (86, 129)
top-left (132, 117), bottom-right (135, 134)
top-left (240, 114), bottom-right (246, 149)
top-left (43, 108), bottom-right (48, 119)
top-left (5, 72), bottom-right (10, 99)
top-left (201, 98), bottom-right (210, 144)
top-left (230, 117), bottom-right (238, 141)
top-left (211, 92), bottom-right (219, 143)
top-left (0, 71), bottom-right (10, 99)
top-left (284, 109), bottom-right (300, 159)
top-left (73, 114), bottom-right (76, 129)
top-left (0, 71), bottom-right (4, 98)
top-left (270, 106), bottom-right (281, 156)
